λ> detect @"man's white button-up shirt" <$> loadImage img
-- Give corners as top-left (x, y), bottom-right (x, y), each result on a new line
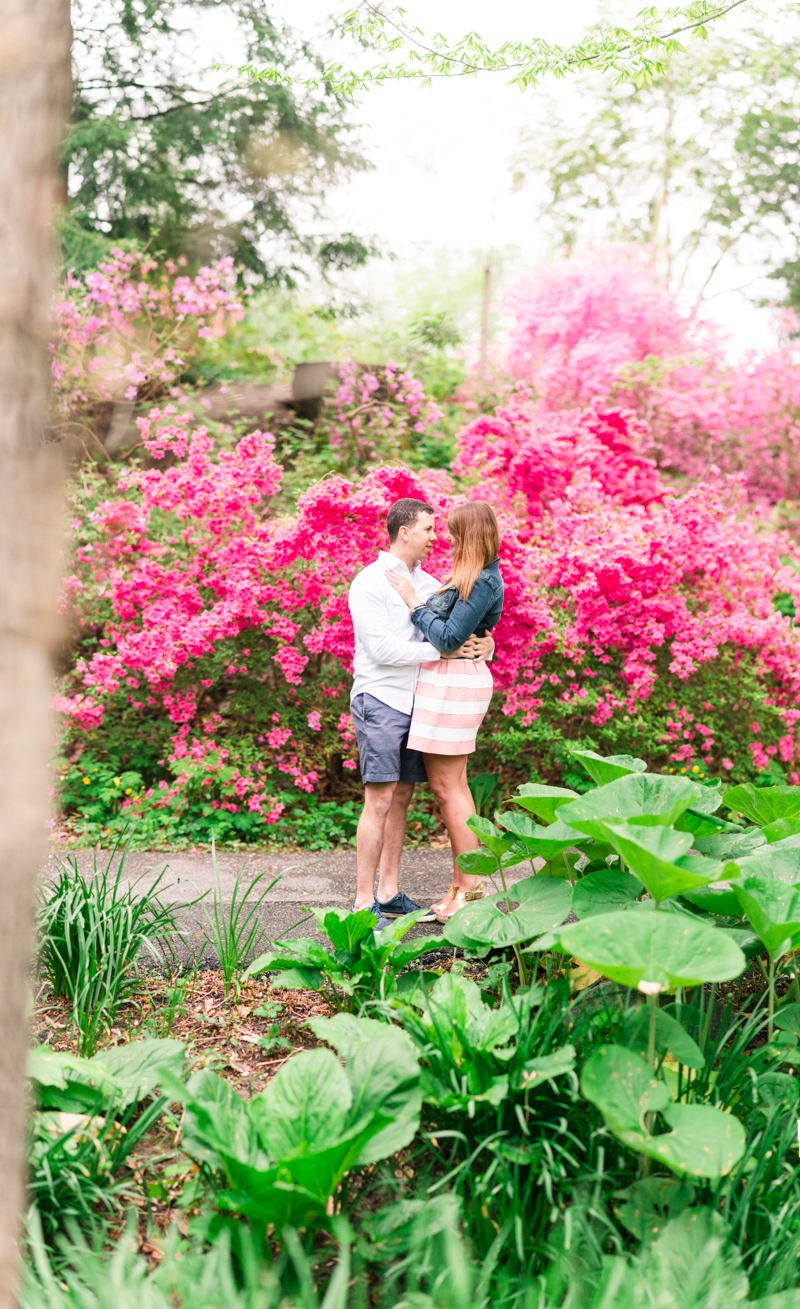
top-left (348, 551), bottom-right (440, 715)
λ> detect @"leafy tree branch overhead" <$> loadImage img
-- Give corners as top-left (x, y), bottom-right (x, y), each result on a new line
top-left (512, 26), bottom-right (800, 309)
top-left (66, 0), bottom-right (375, 281)
top-left (237, 0), bottom-right (753, 93)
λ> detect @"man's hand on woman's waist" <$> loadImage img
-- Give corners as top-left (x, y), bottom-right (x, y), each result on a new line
top-left (441, 630), bottom-right (495, 661)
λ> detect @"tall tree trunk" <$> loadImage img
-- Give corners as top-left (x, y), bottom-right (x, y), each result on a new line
top-left (0, 0), bottom-right (71, 1301)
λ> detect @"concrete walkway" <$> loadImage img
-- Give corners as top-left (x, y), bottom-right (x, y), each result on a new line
top-left (41, 845), bottom-right (536, 967)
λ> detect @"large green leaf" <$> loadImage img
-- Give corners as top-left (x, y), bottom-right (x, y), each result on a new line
top-left (557, 774), bottom-right (702, 839)
top-left (559, 911), bottom-right (746, 990)
top-left (583, 1042), bottom-right (669, 1120)
top-left (465, 815), bottom-right (527, 867)
top-left (684, 780), bottom-right (723, 815)
top-left (513, 783), bottom-right (579, 824)
top-left (243, 937), bottom-right (336, 981)
top-left (306, 1014), bottom-right (421, 1163)
top-left (455, 849), bottom-right (497, 878)
top-left (423, 972), bottom-right (521, 1055)
top-left (675, 808), bottom-right (730, 840)
top-left (762, 818), bottom-right (800, 845)
top-left (89, 1038), bottom-right (185, 1107)
top-left (773, 1003), bottom-right (800, 1038)
top-left (567, 746), bottom-right (647, 787)
top-left (572, 867), bottom-right (642, 919)
top-left (646, 1207), bottom-right (749, 1303)
top-left (733, 837), bottom-right (800, 887)
top-left (314, 908), bottom-right (376, 952)
top-left (680, 883), bottom-right (744, 918)
top-left (180, 1069), bottom-right (266, 1173)
top-left (694, 828), bottom-right (766, 860)
top-left (723, 784), bottom-right (800, 827)
top-left (596, 820), bottom-right (725, 902)
top-left (674, 781), bottom-right (727, 838)
top-left (443, 876), bottom-right (572, 948)
top-left (250, 1049), bottom-right (351, 1159)
top-left (495, 812), bottom-right (580, 860)
top-left (732, 876), bottom-right (800, 959)
top-left (582, 1045), bottom-right (745, 1177)
top-left (621, 1007), bottom-right (704, 1069)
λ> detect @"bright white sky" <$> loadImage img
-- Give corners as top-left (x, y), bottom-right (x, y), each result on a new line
top-left (242, 1), bottom-right (780, 354)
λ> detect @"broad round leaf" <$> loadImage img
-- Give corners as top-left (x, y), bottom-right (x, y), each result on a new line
top-left (557, 774), bottom-right (703, 839)
top-left (572, 867), bottom-right (642, 919)
top-left (596, 819), bottom-right (724, 902)
top-left (443, 876), bottom-right (572, 948)
top-left (582, 1045), bottom-right (745, 1177)
top-left (582, 1044), bottom-right (669, 1127)
top-left (655, 1103), bottom-right (747, 1178)
top-left (733, 876), bottom-right (800, 958)
top-left (681, 883), bottom-right (743, 918)
top-left (559, 911), bottom-right (746, 989)
top-left (567, 747), bottom-right (647, 787)
top-left (694, 828), bottom-right (766, 860)
top-left (455, 849), bottom-right (498, 878)
top-left (723, 784), bottom-right (800, 827)
top-left (773, 1002), bottom-right (800, 1037)
top-left (763, 818), bottom-right (800, 845)
top-left (496, 812), bottom-right (580, 860)
top-left (514, 783), bottom-right (578, 825)
top-left (733, 839), bottom-right (800, 887)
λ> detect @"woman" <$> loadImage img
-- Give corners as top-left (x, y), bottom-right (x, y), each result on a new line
top-left (386, 501), bottom-right (504, 922)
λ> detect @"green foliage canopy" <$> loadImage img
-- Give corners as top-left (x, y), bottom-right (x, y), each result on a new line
top-left (67, 0), bottom-right (371, 279)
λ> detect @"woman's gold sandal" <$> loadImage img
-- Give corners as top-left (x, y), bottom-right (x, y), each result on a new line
top-left (431, 880), bottom-right (486, 924)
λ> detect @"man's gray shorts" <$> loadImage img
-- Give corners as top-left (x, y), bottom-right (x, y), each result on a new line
top-left (350, 692), bottom-right (427, 785)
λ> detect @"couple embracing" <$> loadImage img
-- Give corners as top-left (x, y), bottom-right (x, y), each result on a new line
top-left (347, 496), bottom-right (504, 931)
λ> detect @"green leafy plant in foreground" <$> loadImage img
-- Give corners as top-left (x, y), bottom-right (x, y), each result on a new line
top-left (37, 848), bottom-right (198, 1054)
top-left (22, 1212), bottom-right (355, 1309)
top-left (202, 841), bottom-right (280, 997)
top-left (176, 1015), bottom-right (421, 1239)
top-left (244, 907), bottom-right (438, 1012)
top-left (27, 1038), bottom-right (185, 1244)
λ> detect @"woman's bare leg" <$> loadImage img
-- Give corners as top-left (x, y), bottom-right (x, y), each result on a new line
top-left (424, 753), bottom-right (481, 893)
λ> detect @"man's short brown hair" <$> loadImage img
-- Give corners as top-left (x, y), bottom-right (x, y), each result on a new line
top-left (386, 497), bottom-right (434, 543)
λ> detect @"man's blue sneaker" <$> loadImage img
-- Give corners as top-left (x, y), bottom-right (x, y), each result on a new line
top-left (353, 901), bottom-right (391, 932)
top-left (377, 891), bottom-right (437, 923)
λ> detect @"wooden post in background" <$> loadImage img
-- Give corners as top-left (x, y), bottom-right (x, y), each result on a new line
top-left (0, 0), bottom-right (71, 1301)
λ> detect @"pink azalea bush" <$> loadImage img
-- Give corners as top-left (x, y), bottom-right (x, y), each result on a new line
top-left (53, 245), bottom-right (800, 846)
top-left (51, 249), bottom-right (244, 438)
top-left (499, 245), bottom-right (800, 502)
top-left (453, 398), bottom-right (664, 531)
top-left (57, 396), bottom-right (800, 844)
top-left (321, 359), bottom-right (443, 473)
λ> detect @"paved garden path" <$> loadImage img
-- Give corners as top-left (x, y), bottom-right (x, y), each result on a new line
top-left (41, 845), bottom-right (537, 966)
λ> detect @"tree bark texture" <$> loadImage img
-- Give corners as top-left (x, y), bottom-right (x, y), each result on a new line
top-left (0, 0), bottom-right (71, 1302)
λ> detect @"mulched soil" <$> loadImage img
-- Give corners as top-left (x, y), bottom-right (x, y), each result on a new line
top-left (33, 970), bottom-right (335, 1097)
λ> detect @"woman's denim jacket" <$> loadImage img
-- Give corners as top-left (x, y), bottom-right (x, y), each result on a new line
top-left (410, 557), bottom-right (504, 654)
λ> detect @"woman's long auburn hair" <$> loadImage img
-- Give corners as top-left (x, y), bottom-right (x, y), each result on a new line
top-left (443, 501), bottom-right (500, 601)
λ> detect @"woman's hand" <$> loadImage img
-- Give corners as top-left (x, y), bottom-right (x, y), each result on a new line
top-left (385, 569), bottom-right (419, 609)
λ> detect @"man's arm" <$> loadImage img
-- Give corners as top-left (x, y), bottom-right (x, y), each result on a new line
top-left (350, 578), bottom-right (439, 666)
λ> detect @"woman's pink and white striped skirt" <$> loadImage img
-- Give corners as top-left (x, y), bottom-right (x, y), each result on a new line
top-left (407, 658), bottom-right (494, 756)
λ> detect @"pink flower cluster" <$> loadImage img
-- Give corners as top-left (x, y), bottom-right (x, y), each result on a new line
top-left (323, 359), bottom-right (442, 467)
top-left (52, 251), bottom-right (244, 414)
top-left (454, 397), bottom-right (664, 532)
top-left (501, 245), bottom-right (800, 502)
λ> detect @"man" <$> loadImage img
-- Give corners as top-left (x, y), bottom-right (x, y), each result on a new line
top-left (348, 497), bottom-right (494, 930)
